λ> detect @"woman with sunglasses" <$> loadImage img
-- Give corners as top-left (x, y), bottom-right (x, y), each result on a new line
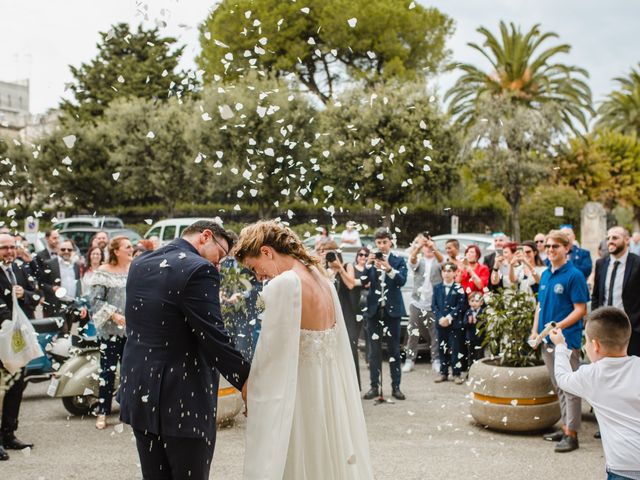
top-left (89, 235), bottom-right (133, 430)
top-left (509, 240), bottom-right (547, 296)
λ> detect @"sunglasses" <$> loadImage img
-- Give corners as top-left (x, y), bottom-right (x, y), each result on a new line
top-left (544, 244), bottom-right (562, 250)
top-left (535, 240), bottom-right (545, 243)
top-left (59, 248), bottom-right (74, 252)
top-left (0, 245), bottom-right (16, 250)
top-left (357, 253), bottom-right (367, 257)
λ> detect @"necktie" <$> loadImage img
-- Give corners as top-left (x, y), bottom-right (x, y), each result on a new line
top-left (5, 266), bottom-right (17, 286)
top-left (607, 260), bottom-right (620, 306)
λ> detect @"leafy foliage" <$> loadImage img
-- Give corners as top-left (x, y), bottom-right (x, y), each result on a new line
top-left (519, 185), bottom-right (586, 241)
top-left (197, 0), bottom-right (454, 103)
top-left (446, 21), bottom-right (592, 134)
top-left (60, 23), bottom-right (192, 123)
top-left (479, 288), bottom-right (539, 367)
top-left (597, 63), bottom-right (640, 136)
top-left (317, 82), bottom-right (461, 217)
top-left (464, 96), bottom-right (562, 241)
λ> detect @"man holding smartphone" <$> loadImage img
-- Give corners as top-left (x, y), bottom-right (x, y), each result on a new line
top-left (363, 228), bottom-right (408, 400)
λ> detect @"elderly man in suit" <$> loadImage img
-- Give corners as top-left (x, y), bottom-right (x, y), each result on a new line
top-left (403, 233), bottom-right (443, 374)
top-left (0, 233), bottom-right (38, 461)
top-left (363, 228), bottom-right (408, 401)
top-left (592, 226), bottom-right (640, 357)
top-left (118, 220), bottom-right (250, 480)
top-left (40, 239), bottom-right (82, 327)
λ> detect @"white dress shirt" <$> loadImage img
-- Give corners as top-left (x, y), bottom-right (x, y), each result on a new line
top-left (58, 258), bottom-right (77, 300)
top-left (555, 344), bottom-right (640, 473)
top-left (604, 251), bottom-right (628, 310)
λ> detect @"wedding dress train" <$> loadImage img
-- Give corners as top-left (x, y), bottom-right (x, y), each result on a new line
top-left (243, 268), bottom-right (373, 479)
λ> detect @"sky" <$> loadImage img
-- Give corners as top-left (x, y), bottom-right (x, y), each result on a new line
top-left (1, 0), bottom-right (639, 115)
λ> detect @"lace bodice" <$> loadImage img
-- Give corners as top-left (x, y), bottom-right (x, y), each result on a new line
top-left (299, 324), bottom-right (338, 362)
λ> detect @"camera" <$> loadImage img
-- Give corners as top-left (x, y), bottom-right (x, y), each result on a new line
top-left (422, 231), bottom-right (430, 239)
top-left (374, 251), bottom-right (384, 260)
top-left (325, 251), bottom-right (337, 263)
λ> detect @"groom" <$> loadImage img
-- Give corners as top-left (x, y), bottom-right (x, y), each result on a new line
top-left (119, 220), bottom-right (250, 480)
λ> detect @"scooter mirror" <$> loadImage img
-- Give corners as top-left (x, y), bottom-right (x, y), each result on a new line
top-left (55, 287), bottom-right (68, 299)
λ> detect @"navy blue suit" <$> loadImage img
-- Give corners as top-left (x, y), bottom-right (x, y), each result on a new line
top-left (592, 252), bottom-right (640, 356)
top-left (463, 306), bottom-right (485, 365)
top-left (364, 253), bottom-right (407, 391)
top-left (432, 282), bottom-right (467, 377)
top-left (119, 239), bottom-right (250, 480)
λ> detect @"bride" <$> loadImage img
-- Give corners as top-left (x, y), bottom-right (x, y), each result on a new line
top-left (233, 221), bottom-right (373, 480)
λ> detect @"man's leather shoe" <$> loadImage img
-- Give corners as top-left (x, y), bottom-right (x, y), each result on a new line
top-left (543, 430), bottom-right (564, 442)
top-left (363, 388), bottom-right (380, 400)
top-left (3, 436), bottom-right (33, 450)
top-left (594, 430), bottom-right (601, 439)
top-left (0, 446), bottom-right (9, 461)
top-left (433, 375), bottom-right (448, 383)
top-left (554, 435), bottom-right (579, 453)
top-left (391, 389), bottom-right (406, 400)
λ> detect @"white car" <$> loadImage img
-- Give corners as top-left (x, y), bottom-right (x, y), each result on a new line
top-left (144, 217), bottom-right (222, 246)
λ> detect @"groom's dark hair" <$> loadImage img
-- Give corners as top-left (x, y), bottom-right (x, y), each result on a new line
top-left (182, 220), bottom-right (235, 250)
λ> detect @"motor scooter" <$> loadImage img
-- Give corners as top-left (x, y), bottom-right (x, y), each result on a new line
top-left (24, 297), bottom-right (94, 385)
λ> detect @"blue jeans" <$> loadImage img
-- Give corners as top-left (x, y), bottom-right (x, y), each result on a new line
top-left (437, 326), bottom-right (462, 377)
top-left (607, 471), bottom-right (636, 480)
top-left (98, 335), bottom-right (126, 415)
top-left (367, 310), bottom-right (402, 390)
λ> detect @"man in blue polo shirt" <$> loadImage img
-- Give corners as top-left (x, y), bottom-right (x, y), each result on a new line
top-left (531, 230), bottom-right (589, 453)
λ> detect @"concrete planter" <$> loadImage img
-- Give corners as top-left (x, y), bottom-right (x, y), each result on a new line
top-left (468, 358), bottom-right (561, 432)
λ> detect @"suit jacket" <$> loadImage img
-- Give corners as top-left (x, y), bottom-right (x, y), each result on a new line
top-left (431, 282), bottom-right (467, 329)
top-left (364, 253), bottom-right (408, 319)
top-left (483, 252), bottom-right (496, 272)
top-left (463, 306), bottom-right (485, 328)
top-left (592, 252), bottom-right (640, 333)
top-left (118, 238), bottom-right (251, 440)
top-left (0, 261), bottom-right (40, 322)
top-left (409, 256), bottom-right (442, 304)
top-left (40, 257), bottom-right (82, 316)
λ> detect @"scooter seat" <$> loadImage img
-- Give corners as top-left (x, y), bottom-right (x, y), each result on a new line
top-left (71, 335), bottom-right (100, 349)
top-left (31, 317), bottom-right (64, 334)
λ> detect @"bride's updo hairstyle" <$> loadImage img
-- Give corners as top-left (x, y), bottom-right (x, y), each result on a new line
top-left (234, 220), bottom-right (320, 268)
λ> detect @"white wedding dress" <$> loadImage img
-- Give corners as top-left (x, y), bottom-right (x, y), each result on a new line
top-left (243, 268), bottom-right (373, 480)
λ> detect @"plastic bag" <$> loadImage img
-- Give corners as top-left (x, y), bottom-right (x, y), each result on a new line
top-left (0, 291), bottom-right (44, 374)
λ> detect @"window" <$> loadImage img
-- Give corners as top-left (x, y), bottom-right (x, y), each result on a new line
top-left (145, 227), bottom-right (161, 239)
top-left (162, 226), bottom-right (176, 241)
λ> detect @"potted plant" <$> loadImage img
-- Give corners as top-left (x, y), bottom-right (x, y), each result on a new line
top-left (469, 288), bottom-right (561, 432)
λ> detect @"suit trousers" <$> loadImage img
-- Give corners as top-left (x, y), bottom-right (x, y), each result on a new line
top-left (542, 344), bottom-right (581, 432)
top-left (405, 304), bottom-right (438, 363)
top-left (1, 369), bottom-right (26, 439)
top-left (367, 310), bottom-right (402, 390)
top-left (436, 326), bottom-right (463, 377)
top-left (134, 429), bottom-right (215, 480)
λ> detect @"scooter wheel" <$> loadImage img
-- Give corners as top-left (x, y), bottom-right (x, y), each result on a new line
top-left (62, 395), bottom-right (98, 416)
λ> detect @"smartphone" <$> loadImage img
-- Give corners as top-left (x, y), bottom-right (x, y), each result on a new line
top-left (495, 248), bottom-right (503, 256)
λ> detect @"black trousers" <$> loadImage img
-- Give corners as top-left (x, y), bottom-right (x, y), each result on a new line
top-left (1, 369), bottom-right (26, 440)
top-left (134, 429), bottom-right (215, 480)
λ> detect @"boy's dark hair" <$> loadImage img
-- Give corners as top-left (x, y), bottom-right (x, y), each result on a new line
top-left (445, 238), bottom-right (460, 249)
top-left (374, 228), bottom-right (392, 240)
top-left (442, 261), bottom-right (457, 272)
top-left (469, 291), bottom-right (483, 302)
top-left (182, 220), bottom-right (234, 251)
top-left (586, 307), bottom-right (631, 351)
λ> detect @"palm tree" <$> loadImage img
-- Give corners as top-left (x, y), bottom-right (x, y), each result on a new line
top-left (446, 21), bottom-right (593, 133)
top-left (597, 64), bottom-right (640, 137)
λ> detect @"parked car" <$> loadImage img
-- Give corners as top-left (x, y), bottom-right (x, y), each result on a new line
top-left (302, 233), bottom-right (376, 251)
top-left (143, 217), bottom-right (222, 246)
top-left (60, 227), bottom-right (141, 253)
top-left (53, 215), bottom-right (124, 230)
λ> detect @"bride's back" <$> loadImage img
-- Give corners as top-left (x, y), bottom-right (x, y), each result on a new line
top-left (293, 264), bottom-right (336, 331)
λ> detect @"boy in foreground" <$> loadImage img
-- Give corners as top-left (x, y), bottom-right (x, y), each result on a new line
top-left (549, 307), bottom-right (640, 479)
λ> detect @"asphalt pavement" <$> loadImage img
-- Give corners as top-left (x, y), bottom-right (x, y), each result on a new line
top-left (2, 357), bottom-right (605, 479)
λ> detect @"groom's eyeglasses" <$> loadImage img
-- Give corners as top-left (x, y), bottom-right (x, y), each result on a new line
top-left (210, 235), bottom-right (229, 257)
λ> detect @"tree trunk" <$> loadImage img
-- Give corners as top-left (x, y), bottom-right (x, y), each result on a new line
top-left (511, 197), bottom-right (521, 242)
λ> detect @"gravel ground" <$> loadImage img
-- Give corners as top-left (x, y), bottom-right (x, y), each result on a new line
top-left (2, 357), bottom-right (604, 480)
